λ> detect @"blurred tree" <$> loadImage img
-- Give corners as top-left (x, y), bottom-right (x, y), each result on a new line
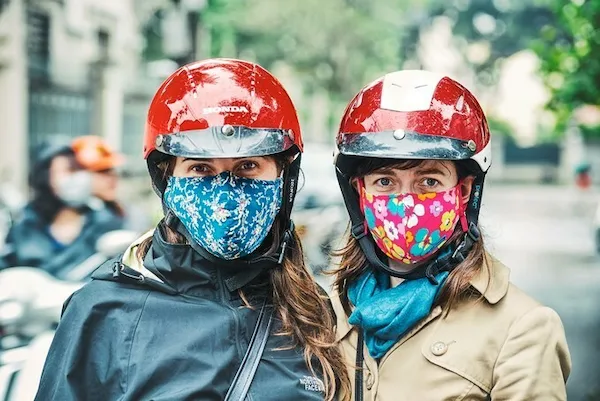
top-left (221, 0), bottom-right (430, 100)
top-left (144, 0), bottom-right (427, 102)
top-left (532, 0), bottom-right (600, 138)
top-left (403, 0), bottom-right (555, 87)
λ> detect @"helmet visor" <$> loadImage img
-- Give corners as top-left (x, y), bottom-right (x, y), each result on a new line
top-left (154, 126), bottom-right (296, 158)
top-left (338, 130), bottom-right (477, 161)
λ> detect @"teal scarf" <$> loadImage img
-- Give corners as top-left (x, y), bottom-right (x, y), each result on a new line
top-left (348, 269), bottom-right (448, 359)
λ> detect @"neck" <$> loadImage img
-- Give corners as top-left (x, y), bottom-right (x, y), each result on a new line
top-left (389, 276), bottom-right (405, 287)
top-left (54, 207), bottom-right (82, 222)
top-left (50, 207), bottom-right (84, 244)
top-left (386, 256), bottom-right (434, 287)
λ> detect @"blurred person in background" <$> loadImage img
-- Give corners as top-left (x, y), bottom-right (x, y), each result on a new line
top-left (71, 135), bottom-right (149, 232)
top-left (35, 59), bottom-right (350, 401)
top-left (331, 70), bottom-right (571, 400)
top-left (71, 135), bottom-right (126, 217)
top-left (574, 161), bottom-right (592, 191)
top-left (0, 139), bottom-right (124, 277)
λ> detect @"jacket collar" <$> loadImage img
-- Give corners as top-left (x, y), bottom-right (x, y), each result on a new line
top-left (334, 253), bottom-right (511, 340)
top-left (95, 224), bottom-right (270, 297)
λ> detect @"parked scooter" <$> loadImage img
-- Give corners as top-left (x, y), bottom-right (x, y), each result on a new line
top-left (0, 184), bottom-right (26, 251)
top-left (0, 229), bottom-right (138, 401)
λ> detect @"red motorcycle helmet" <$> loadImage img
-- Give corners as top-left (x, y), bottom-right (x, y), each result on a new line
top-left (144, 58), bottom-right (303, 265)
top-left (145, 58), bottom-right (303, 187)
top-left (335, 70), bottom-right (491, 281)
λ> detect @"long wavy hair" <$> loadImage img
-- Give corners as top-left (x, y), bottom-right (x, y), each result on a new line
top-left (137, 155), bottom-right (351, 401)
top-left (29, 146), bottom-right (77, 223)
top-left (332, 158), bottom-right (489, 316)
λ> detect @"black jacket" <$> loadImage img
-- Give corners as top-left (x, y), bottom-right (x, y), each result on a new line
top-left (35, 226), bottom-right (328, 401)
top-left (0, 204), bottom-right (123, 277)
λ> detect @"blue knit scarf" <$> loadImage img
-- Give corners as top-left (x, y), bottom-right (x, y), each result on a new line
top-left (348, 269), bottom-right (448, 359)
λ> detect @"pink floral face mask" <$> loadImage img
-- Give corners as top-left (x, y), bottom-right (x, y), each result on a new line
top-left (359, 182), bottom-right (467, 264)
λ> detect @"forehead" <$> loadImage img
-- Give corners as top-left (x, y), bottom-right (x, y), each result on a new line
top-left (370, 159), bottom-right (455, 175)
top-left (178, 156), bottom-right (269, 163)
top-left (50, 155), bottom-right (73, 169)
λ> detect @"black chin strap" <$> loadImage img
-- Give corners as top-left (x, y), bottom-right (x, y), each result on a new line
top-left (278, 154), bottom-right (301, 263)
top-left (337, 168), bottom-right (481, 284)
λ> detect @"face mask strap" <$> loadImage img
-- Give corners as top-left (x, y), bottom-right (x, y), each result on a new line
top-left (456, 180), bottom-right (469, 233)
top-left (357, 178), bottom-right (371, 237)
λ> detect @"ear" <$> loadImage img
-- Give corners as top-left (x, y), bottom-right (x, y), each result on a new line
top-left (351, 177), bottom-right (361, 191)
top-left (460, 176), bottom-right (475, 206)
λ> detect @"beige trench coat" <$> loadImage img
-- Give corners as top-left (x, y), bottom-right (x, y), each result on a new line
top-left (333, 255), bottom-right (571, 401)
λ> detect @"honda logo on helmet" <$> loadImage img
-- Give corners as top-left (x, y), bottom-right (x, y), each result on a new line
top-left (203, 106), bottom-right (249, 114)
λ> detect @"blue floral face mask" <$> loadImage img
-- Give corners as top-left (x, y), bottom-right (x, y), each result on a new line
top-left (163, 172), bottom-right (283, 260)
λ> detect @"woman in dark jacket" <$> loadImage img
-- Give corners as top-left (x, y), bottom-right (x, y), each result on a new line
top-left (35, 59), bottom-right (350, 401)
top-left (0, 140), bottom-right (124, 277)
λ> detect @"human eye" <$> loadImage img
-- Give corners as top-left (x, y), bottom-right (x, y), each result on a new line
top-left (421, 177), bottom-right (440, 189)
top-left (376, 177), bottom-right (393, 187)
top-left (238, 160), bottom-right (258, 171)
top-left (368, 174), bottom-right (396, 192)
top-left (190, 164), bottom-right (213, 176)
top-left (234, 160), bottom-right (260, 177)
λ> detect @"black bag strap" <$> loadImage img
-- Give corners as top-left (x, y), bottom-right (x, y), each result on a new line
top-left (355, 329), bottom-right (364, 401)
top-left (224, 300), bottom-right (274, 401)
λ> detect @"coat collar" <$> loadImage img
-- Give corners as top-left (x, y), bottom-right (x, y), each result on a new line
top-left (470, 253), bottom-right (510, 304)
top-left (334, 253), bottom-right (511, 341)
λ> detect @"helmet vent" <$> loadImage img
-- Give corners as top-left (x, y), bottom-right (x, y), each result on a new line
top-left (456, 95), bottom-right (465, 111)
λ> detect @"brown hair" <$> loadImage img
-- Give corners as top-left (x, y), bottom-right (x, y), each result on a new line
top-left (137, 155), bottom-right (350, 401)
top-left (332, 158), bottom-right (488, 316)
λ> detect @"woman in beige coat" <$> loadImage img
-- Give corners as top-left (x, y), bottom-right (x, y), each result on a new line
top-left (331, 70), bottom-right (571, 400)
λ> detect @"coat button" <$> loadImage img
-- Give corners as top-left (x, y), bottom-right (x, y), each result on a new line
top-left (366, 372), bottom-right (375, 390)
top-left (430, 341), bottom-right (448, 356)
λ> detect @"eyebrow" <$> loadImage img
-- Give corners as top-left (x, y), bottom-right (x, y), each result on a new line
top-left (183, 158), bottom-right (210, 163)
top-left (372, 166), bottom-right (399, 174)
top-left (416, 167), bottom-right (450, 176)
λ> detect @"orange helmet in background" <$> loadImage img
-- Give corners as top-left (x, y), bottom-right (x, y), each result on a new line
top-left (71, 136), bottom-right (125, 172)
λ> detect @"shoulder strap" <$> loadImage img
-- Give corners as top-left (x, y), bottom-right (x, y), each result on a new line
top-left (224, 300), bottom-right (274, 401)
top-left (355, 329), bottom-right (364, 401)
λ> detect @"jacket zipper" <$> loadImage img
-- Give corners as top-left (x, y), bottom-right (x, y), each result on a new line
top-left (214, 266), bottom-right (247, 371)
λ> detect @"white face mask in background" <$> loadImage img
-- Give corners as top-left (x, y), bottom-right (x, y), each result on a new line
top-left (55, 171), bottom-right (93, 208)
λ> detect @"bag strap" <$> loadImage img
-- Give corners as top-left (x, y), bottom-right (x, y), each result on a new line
top-left (355, 329), bottom-right (364, 401)
top-left (224, 300), bottom-right (274, 401)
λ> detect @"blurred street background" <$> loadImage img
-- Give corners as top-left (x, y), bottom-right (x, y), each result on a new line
top-left (0, 0), bottom-right (600, 399)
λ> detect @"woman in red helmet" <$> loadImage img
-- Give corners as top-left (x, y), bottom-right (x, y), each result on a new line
top-left (331, 70), bottom-right (571, 400)
top-left (35, 59), bottom-right (349, 401)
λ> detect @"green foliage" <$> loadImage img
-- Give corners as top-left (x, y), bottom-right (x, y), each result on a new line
top-left (226, 0), bottom-right (427, 100)
top-left (143, 0), bottom-right (437, 103)
top-left (532, 0), bottom-right (600, 137)
top-left (487, 116), bottom-right (513, 137)
top-left (579, 125), bottom-right (600, 141)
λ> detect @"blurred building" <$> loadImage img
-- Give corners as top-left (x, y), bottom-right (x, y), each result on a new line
top-left (0, 0), bottom-right (180, 193)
